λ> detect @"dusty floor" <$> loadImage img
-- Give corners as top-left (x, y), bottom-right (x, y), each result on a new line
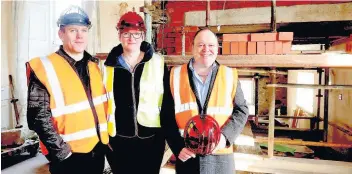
top-left (1, 153), bottom-right (175, 174)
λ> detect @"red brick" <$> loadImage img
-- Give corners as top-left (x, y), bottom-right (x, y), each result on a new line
top-left (274, 41), bottom-right (283, 55)
top-left (278, 32), bottom-right (294, 41)
top-left (257, 42), bottom-right (265, 55)
top-left (265, 42), bottom-right (275, 55)
top-left (230, 42), bottom-right (239, 55)
top-left (164, 42), bottom-right (176, 48)
top-left (251, 33), bottom-right (277, 41)
top-left (239, 42), bottom-right (247, 55)
top-left (175, 26), bottom-right (199, 33)
top-left (166, 48), bottom-right (175, 54)
top-left (167, 32), bottom-right (177, 38)
top-left (257, 1), bottom-right (271, 7)
top-left (238, 1), bottom-right (257, 8)
top-left (222, 42), bottom-right (231, 55)
top-left (247, 42), bottom-right (257, 55)
top-left (277, 1), bottom-right (298, 6)
top-left (282, 41), bottom-right (292, 54)
top-left (223, 34), bottom-right (250, 42)
top-left (165, 38), bottom-right (175, 43)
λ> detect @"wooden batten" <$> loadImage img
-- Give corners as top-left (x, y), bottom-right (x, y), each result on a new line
top-left (95, 54), bottom-right (352, 68)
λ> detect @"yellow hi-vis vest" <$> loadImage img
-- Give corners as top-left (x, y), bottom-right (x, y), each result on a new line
top-left (170, 64), bottom-right (238, 155)
top-left (104, 53), bottom-right (165, 137)
top-left (28, 53), bottom-right (109, 155)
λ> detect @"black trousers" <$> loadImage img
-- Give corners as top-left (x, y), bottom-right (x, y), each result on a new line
top-left (106, 133), bottom-right (165, 174)
top-left (49, 143), bottom-right (107, 174)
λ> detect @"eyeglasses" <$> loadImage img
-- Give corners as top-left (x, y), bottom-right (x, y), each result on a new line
top-left (121, 32), bottom-right (143, 39)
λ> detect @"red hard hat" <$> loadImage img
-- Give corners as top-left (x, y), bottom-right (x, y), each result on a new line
top-left (116, 11), bottom-right (146, 32)
top-left (183, 114), bottom-right (221, 155)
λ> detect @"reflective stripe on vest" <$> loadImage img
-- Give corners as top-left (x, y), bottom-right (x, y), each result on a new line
top-left (28, 53), bottom-right (109, 155)
top-left (104, 53), bottom-right (164, 135)
top-left (137, 54), bottom-right (164, 127)
top-left (104, 66), bottom-right (116, 137)
top-left (171, 64), bottom-right (238, 154)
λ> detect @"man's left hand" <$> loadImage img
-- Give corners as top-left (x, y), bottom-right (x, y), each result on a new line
top-left (212, 133), bottom-right (226, 154)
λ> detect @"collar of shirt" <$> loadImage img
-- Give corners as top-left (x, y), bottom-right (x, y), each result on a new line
top-left (117, 55), bottom-right (132, 72)
top-left (188, 58), bottom-right (216, 107)
top-left (57, 45), bottom-right (90, 66)
top-left (188, 58), bottom-right (216, 85)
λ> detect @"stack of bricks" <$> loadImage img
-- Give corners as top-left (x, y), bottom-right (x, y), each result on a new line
top-left (157, 26), bottom-right (198, 55)
top-left (222, 32), bottom-right (293, 55)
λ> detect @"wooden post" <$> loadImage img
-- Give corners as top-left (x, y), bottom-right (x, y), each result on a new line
top-left (144, 0), bottom-right (152, 43)
top-left (323, 68), bottom-right (330, 142)
top-left (268, 69), bottom-right (276, 158)
top-left (271, 0), bottom-right (277, 32)
top-left (206, 0), bottom-right (210, 27)
top-left (255, 74), bottom-right (259, 126)
top-left (182, 27), bottom-right (185, 56)
top-left (316, 68), bottom-right (323, 130)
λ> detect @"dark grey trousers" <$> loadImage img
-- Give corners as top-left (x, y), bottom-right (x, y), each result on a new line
top-left (176, 154), bottom-right (235, 174)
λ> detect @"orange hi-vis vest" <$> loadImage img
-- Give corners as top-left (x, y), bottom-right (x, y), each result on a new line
top-left (170, 63), bottom-right (238, 155)
top-left (28, 53), bottom-right (109, 155)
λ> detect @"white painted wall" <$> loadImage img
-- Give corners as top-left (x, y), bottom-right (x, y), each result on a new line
top-left (1, 1), bottom-right (15, 130)
top-left (1, 1), bottom-right (51, 137)
top-left (98, 1), bottom-right (145, 53)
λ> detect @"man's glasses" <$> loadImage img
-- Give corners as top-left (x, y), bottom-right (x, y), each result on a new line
top-left (121, 32), bottom-right (143, 39)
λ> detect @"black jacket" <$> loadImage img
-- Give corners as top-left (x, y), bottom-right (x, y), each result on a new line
top-left (26, 46), bottom-right (100, 162)
top-left (104, 42), bottom-right (182, 152)
top-left (163, 60), bottom-right (249, 156)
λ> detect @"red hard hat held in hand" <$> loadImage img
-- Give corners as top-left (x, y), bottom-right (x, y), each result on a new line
top-left (116, 11), bottom-right (146, 32)
top-left (183, 114), bottom-right (221, 155)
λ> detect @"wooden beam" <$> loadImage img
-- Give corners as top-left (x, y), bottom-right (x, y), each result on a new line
top-left (267, 83), bottom-right (352, 89)
top-left (185, 3), bottom-right (352, 26)
top-left (255, 137), bottom-right (352, 148)
top-left (238, 69), bottom-right (288, 75)
top-left (268, 71), bottom-right (276, 158)
top-left (95, 54), bottom-right (352, 68)
top-left (163, 54), bottom-right (352, 68)
top-left (207, 24), bottom-right (271, 34)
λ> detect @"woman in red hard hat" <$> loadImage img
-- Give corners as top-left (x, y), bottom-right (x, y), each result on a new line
top-left (104, 11), bottom-right (174, 174)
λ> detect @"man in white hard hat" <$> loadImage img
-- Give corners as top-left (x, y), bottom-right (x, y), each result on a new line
top-left (26, 6), bottom-right (109, 174)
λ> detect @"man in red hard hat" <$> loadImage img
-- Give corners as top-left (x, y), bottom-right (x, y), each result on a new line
top-left (104, 11), bottom-right (172, 174)
top-left (164, 28), bottom-right (249, 174)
